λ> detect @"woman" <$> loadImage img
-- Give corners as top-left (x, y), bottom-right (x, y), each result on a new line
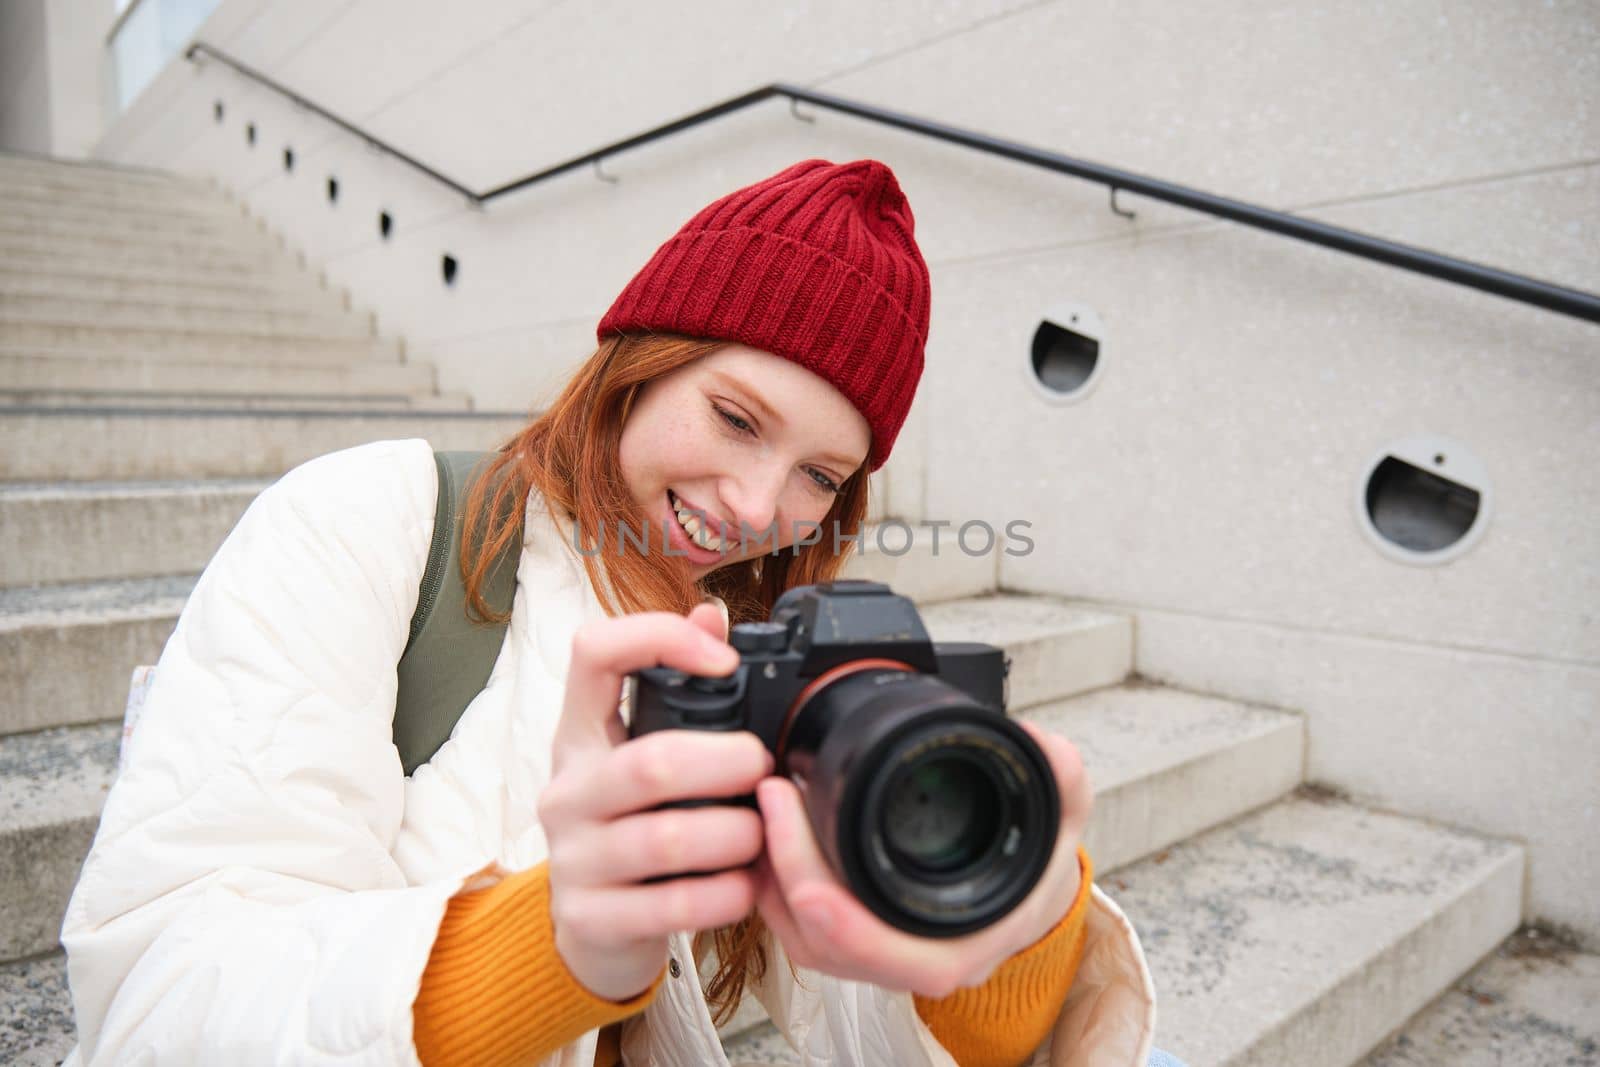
top-left (61, 159), bottom-right (1162, 1065)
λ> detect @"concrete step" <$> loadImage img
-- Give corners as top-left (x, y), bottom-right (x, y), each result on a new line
top-left (0, 577), bottom-right (194, 736)
top-left (0, 389), bottom-right (471, 412)
top-left (0, 183), bottom-right (241, 222)
top-left (0, 164), bottom-right (210, 204)
top-left (1361, 927), bottom-right (1600, 1065)
top-left (0, 349), bottom-right (437, 398)
top-left (0, 479), bottom-right (267, 588)
top-left (0, 478), bottom-right (269, 587)
top-left (0, 201), bottom-right (257, 240)
top-left (0, 407), bottom-right (527, 483)
top-left (919, 594), bottom-right (1133, 711)
top-left (0, 295), bottom-right (372, 339)
top-left (0, 722), bottom-right (121, 961)
top-left (842, 522), bottom-right (998, 604)
top-left (0, 263), bottom-right (340, 308)
top-left (0, 321), bottom-right (399, 362)
top-left (0, 180), bottom-right (230, 219)
top-left (0, 244), bottom-right (313, 284)
top-left (0, 153), bottom-right (205, 191)
top-left (1025, 682), bottom-right (1303, 873)
top-left (1117, 792), bottom-right (1523, 1066)
top-left (0, 227), bottom-right (284, 269)
top-left (0, 951), bottom-right (73, 1065)
top-left (0, 269), bottom-right (343, 313)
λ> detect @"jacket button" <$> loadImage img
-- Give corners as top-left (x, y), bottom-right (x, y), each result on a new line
top-left (669, 957), bottom-right (681, 978)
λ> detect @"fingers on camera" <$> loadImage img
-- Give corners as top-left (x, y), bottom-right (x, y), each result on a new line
top-left (555, 869), bottom-right (756, 946)
top-left (612, 806), bottom-right (765, 886)
top-left (602, 731), bottom-right (771, 817)
top-left (571, 614), bottom-right (735, 688)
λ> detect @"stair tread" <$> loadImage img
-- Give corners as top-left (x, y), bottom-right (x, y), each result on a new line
top-left (0, 575), bottom-right (197, 628)
top-left (1022, 682), bottom-right (1301, 793)
top-left (0, 476), bottom-right (273, 500)
top-left (0, 319), bottom-right (374, 344)
top-left (0, 721), bottom-right (121, 834)
top-left (0, 344), bottom-right (398, 370)
top-left (0, 404), bottom-right (518, 421)
top-left (1361, 928), bottom-right (1600, 1065)
top-left (0, 952), bottom-right (73, 1066)
top-left (1114, 793), bottom-right (1522, 1065)
top-left (918, 592), bottom-right (1127, 646)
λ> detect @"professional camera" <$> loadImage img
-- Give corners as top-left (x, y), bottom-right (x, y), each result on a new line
top-left (627, 580), bottom-right (1059, 938)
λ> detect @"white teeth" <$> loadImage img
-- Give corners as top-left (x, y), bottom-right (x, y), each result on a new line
top-left (670, 493), bottom-right (725, 552)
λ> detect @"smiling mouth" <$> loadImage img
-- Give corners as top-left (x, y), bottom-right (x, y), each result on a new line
top-left (667, 489), bottom-right (731, 556)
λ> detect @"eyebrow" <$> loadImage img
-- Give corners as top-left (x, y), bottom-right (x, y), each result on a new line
top-left (712, 371), bottom-right (866, 472)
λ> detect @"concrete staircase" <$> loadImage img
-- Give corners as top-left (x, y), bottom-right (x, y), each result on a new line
top-left (0, 154), bottom-right (1530, 1066)
top-left (0, 152), bottom-right (528, 1063)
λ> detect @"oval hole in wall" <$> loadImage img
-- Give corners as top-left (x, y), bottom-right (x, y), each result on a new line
top-left (1025, 306), bottom-right (1106, 404)
top-left (327, 177), bottom-right (339, 204)
top-left (1356, 435), bottom-right (1492, 566)
top-left (246, 122), bottom-right (256, 146)
top-left (283, 147), bottom-right (294, 173)
top-left (442, 255), bottom-right (458, 287)
top-left (213, 101), bottom-right (224, 122)
top-left (379, 211), bottom-right (393, 240)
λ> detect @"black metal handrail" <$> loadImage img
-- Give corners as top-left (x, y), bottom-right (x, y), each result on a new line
top-left (186, 41), bottom-right (1600, 325)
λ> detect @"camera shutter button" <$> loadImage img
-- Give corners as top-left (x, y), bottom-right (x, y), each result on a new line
top-left (731, 621), bottom-right (787, 653)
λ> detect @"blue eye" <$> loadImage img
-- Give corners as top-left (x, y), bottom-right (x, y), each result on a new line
top-left (714, 405), bottom-right (753, 434)
top-left (715, 401), bottom-right (840, 494)
top-left (808, 470), bottom-right (842, 494)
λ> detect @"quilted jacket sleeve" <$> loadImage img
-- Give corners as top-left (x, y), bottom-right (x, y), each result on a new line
top-left (60, 439), bottom-right (464, 1066)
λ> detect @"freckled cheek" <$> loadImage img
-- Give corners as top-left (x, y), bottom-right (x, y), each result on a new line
top-left (633, 419), bottom-right (711, 485)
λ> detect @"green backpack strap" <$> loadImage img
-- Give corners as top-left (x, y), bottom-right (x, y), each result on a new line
top-left (394, 450), bottom-right (520, 776)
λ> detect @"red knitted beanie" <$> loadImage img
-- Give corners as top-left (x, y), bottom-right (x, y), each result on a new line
top-left (597, 159), bottom-right (930, 472)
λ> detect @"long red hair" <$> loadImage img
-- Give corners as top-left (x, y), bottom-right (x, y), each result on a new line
top-left (461, 331), bottom-right (872, 1022)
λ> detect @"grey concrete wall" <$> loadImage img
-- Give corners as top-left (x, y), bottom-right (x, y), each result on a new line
top-left (47, 0), bottom-right (118, 158)
top-left (0, 0), bottom-right (54, 155)
top-left (0, 0), bottom-right (117, 158)
top-left (89, 1), bottom-right (1600, 942)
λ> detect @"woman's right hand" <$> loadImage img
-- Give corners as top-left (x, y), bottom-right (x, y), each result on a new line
top-left (536, 602), bottom-right (771, 1002)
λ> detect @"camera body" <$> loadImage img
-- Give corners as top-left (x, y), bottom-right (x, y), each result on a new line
top-left (627, 580), bottom-right (1058, 938)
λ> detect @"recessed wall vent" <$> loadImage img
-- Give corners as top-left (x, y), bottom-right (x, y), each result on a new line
top-left (283, 148), bottom-right (294, 172)
top-left (1356, 436), bottom-right (1491, 566)
top-left (1026, 306), bottom-right (1105, 404)
top-left (379, 211), bottom-right (393, 239)
top-left (327, 177), bottom-right (339, 204)
top-left (245, 123), bottom-right (256, 146)
top-left (213, 101), bottom-right (224, 122)
top-left (442, 255), bottom-right (458, 287)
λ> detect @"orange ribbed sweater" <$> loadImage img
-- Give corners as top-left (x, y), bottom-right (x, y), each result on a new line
top-left (414, 846), bottom-right (1093, 1067)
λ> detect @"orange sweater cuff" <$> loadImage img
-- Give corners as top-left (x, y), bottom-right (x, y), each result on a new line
top-left (413, 862), bottom-right (663, 1067)
top-left (913, 845), bottom-right (1095, 1067)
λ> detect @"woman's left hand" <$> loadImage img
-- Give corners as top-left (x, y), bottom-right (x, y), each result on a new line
top-left (752, 721), bottom-right (1092, 999)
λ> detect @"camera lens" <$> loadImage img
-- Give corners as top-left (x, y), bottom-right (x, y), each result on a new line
top-left (882, 754), bottom-right (1001, 873)
top-left (782, 669), bottom-right (1058, 938)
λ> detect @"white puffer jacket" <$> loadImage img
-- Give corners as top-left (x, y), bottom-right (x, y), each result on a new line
top-left (61, 439), bottom-right (1157, 1066)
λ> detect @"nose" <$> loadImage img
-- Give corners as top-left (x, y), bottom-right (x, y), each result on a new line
top-left (718, 461), bottom-right (787, 545)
